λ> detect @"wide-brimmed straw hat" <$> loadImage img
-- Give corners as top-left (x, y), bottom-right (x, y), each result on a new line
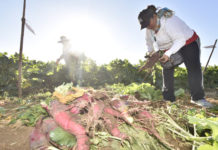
top-left (58, 36), bottom-right (69, 43)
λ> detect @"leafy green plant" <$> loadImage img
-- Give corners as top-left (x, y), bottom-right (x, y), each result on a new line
top-left (1, 52), bottom-right (218, 97)
top-left (119, 123), bottom-right (166, 150)
top-left (54, 83), bottom-right (74, 96)
top-left (90, 131), bottom-right (130, 150)
top-left (188, 115), bottom-right (218, 150)
top-left (49, 127), bottom-right (77, 148)
top-left (174, 88), bottom-right (185, 97)
top-left (204, 66), bottom-right (218, 89)
top-left (108, 83), bottom-right (162, 100)
top-left (10, 104), bottom-right (48, 126)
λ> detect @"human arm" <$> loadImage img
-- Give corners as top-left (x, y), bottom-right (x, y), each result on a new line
top-left (145, 29), bottom-right (155, 56)
top-left (163, 16), bottom-right (190, 57)
top-left (159, 54), bottom-right (169, 63)
top-left (56, 54), bottom-right (64, 65)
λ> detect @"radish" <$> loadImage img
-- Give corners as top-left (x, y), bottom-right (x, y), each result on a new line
top-left (46, 100), bottom-right (90, 150)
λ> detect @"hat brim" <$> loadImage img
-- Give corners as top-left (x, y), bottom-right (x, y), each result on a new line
top-left (57, 39), bottom-right (69, 43)
top-left (140, 25), bottom-right (146, 30)
top-left (140, 22), bottom-right (149, 30)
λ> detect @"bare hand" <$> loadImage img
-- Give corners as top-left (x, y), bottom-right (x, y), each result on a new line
top-left (145, 50), bottom-right (155, 58)
top-left (56, 59), bottom-right (60, 65)
top-left (148, 50), bottom-right (155, 56)
top-left (159, 54), bottom-right (169, 63)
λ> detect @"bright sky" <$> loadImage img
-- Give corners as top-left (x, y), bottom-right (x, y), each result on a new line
top-left (1, 0), bottom-right (218, 65)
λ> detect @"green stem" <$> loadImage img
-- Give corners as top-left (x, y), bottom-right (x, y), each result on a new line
top-left (192, 124), bottom-right (196, 150)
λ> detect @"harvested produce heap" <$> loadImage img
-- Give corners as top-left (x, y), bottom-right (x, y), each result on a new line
top-left (29, 83), bottom-right (218, 150)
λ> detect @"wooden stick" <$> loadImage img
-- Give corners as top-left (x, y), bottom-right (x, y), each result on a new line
top-left (203, 39), bottom-right (217, 73)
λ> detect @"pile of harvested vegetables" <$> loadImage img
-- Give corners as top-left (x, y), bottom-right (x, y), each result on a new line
top-left (5, 83), bottom-right (218, 150)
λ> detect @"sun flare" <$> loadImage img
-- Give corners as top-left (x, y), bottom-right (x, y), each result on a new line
top-left (53, 14), bottom-right (121, 64)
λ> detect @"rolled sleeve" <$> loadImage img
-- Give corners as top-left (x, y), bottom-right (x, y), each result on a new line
top-left (164, 16), bottom-right (188, 57)
top-left (146, 29), bottom-right (155, 53)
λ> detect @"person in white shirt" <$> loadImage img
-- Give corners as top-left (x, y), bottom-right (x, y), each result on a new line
top-left (56, 36), bottom-right (72, 65)
top-left (56, 36), bottom-right (85, 86)
top-left (138, 5), bottom-right (213, 108)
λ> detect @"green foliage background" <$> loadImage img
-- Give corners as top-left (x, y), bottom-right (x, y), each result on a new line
top-left (0, 52), bottom-right (217, 97)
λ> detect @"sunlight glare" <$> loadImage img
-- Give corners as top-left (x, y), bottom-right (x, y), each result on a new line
top-left (54, 14), bottom-right (122, 64)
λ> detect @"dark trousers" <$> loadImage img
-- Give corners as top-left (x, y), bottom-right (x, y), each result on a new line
top-left (162, 40), bottom-right (205, 101)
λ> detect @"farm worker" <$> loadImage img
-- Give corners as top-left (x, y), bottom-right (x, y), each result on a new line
top-left (56, 36), bottom-right (85, 86)
top-left (138, 5), bottom-right (213, 108)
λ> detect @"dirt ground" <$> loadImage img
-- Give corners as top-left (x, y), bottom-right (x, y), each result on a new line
top-left (0, 101), bottom-right (33, 150)
top-left (0, 121), bottom-right (33, 150)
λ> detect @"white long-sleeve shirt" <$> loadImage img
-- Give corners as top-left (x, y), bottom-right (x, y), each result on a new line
top-left (146, 15), bottom-right (194, 57)
top-left (62, 41), bottom-right (83, 58)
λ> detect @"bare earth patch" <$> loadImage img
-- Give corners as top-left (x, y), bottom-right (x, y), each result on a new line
top-left (0, 120), bottom-right (33, 150)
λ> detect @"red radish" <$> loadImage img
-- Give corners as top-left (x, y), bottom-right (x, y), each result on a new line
top-left (104, 107), bottom-right (133, 124)
top-left (70, 106), bottom-right (80, 114)
top-left (86, 101), bottom-right (105, 134)
top-left (138, 110), bottom-right (153, 119)
top-left (30, 118), bottom-right (49, 150)
top-left (135, 110), bottom-right (173, 148)
top-left (75, 93), bottom-right (92, 103)
top-left (30, 128), bottom-right (48, 150)
top-left (103, 117), bottom-right (127, 139)
top-left (41, 118), bottom-right (58, 139)
top-left (120, 95), bottom-right (129, 100)
top-left (110, 100), bottom-right (134, 123)
top-left (48, 100), bottom-right (90, 150)
top-left (67, 94), bottom-right (90, 114)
